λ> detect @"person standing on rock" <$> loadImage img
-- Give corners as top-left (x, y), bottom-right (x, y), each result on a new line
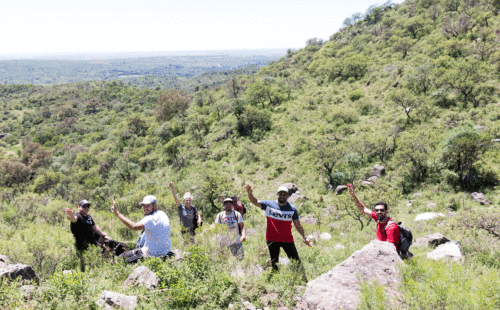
top-left (111, 195), bottom-right (172, 263)
top-left (213, 198), bottom-right (246, 259)
top-left (245, 184), bottom-right (313, 274)
top-left (168, 181), bottom-right (202, 243)
top-left (347, 184), bottom-right (399, 248)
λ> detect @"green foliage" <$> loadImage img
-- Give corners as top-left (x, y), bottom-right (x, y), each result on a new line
top-left (400, 258), bottom-right (500, 309)
top-left (145, 247), bottom-right (239, 309)
top-left (348, 89), bottom-right (365, 101)
top-left (236, 106), bottom-right (272, 140)
top-left (357, 281), bottom-right (387, 310)
top-left (438, 125), bottom-right (491, 189)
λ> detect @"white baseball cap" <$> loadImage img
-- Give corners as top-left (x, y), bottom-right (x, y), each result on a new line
top-left (277, 186), bottom-right (289, 194)
top-left (139, 195), bottom-right (157, 206)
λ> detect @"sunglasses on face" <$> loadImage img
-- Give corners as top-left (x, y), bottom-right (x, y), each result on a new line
top-left (81, 205), bottom-right (90, 209)
top-left (375, 209), bottom-right (385, 213)
top-left (142, 204), bottom-right (153, 208)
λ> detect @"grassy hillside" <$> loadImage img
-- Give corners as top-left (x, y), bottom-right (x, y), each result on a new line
top-left (1, 0), bottom-right (500, 309)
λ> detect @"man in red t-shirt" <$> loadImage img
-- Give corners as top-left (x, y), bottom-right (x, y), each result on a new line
top-left (347, 184), bottom-right (399, 248)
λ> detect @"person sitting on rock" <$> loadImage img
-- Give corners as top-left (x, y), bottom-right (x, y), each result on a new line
top-left (65, 199), bottom-right (123, 271)
top-left (111, 195), bottom-right (172, 263)
top-left (347, 184), bottom-right (399, 249)
top-left (168, 181), bottom-right (202, 243)
top-left (213, 198), bottom-right (246, 260)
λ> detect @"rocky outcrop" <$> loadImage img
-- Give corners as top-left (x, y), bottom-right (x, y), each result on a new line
top-left (301, 215), bottom-right (317, 225)
top-left (414, 212), bottom-right (445, 222)
top-left (427, 241), bottom-right (463, 262)
top-left (414, 233), bottom-right (450, 248)
top-left (96, 290), bottom-right (137, 309)
top-left (471, 192), bottom-right (491, 205)
top-left (369, 164), bottom-right (385, 178)
top-left (296, 240), bottom-right (402, 310)
top-left (122, 266), bottom-right (158, 290)
top-left (0, 263), bottom-right (37, 282)
top-left (334, 185), bottom-right (347, 195)
top-left (280, 183), bottom-right (309, 202)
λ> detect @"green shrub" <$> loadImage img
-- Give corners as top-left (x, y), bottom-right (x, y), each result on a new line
top-left (400, 258), bottom-right (500, 309)
top-left (348, 89), bottom-right (365, 101)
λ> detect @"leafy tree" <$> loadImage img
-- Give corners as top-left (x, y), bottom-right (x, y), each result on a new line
top-left (21, 142), bottom-right (52, 173)
top-left (155, 90), bottom-right (191, 122)
top-left (33, 171), bottom-right (63, 193)
top-left (392, 37), bottom-right (414, 59)
top-left (440, 57), bottom-right (491, 108)
top-left (236, 106), bottom-right (272, 139)
top-left (438, 125), bottom-right (491, 188)
top-left (404, 60), bottom-right (434, 94)
top-left (0, 159), bottom-right (30, 187)
top-left (387, 89), bottom-right (420, 122)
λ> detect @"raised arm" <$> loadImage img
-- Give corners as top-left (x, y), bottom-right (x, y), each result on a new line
top-left (168, 181), bottom-right (182, 207)
top-left (111, 199), bottom-right (144, 231)
top-left (245, 184), bottom-right (261, 208)
top-left (64, 208), bottom-right (78, 223)
top-left (347, 184), bottom-right (372, 217)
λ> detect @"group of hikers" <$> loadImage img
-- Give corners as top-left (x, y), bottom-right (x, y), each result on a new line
top-left (65, 182), bottom-right (410, 273)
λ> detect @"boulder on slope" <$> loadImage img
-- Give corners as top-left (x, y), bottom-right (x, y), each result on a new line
top-left (295, 240), bottom-right (402, 310)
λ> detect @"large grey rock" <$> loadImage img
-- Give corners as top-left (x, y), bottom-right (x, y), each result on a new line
top-left (414, 212), bottom-right (445, 222)
top-left (289, 193), bottom-right (309, 203)
top-left (334, 185), bottom-right (347, 195)
top-left (301, 215), bottom-right (317, 225)
top-left (369, 164), bottom-right (385, 178)
top-left (96, 290), bottom-right (137, 309)
top-left (296, 240), bottom-right (402, 310)
top-left (361, 181), bottom-right (374, 187)
top-left (122, 266), bottom-right (158, 290)
top-left (414, 233), bottom-right (450, 248)
top-left (0, 264), bottom-right (37, 281)
top-left (280, 183), bottom-right (301, 195)
top-left (367, 176), bottom-right (379, 183)
top-left (427, 241), bottom-right (462, 262)
top-left (471, 192), bottom-right (491, 205)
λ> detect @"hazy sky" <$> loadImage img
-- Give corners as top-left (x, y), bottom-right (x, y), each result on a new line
top-left (1, 0), bottom-right (404, 56)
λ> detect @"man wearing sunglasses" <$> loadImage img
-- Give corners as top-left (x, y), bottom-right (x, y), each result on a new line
top-left (347, 184), bottom-right (399, 249)
top-left (112, 195), bottom-right (171, 263)
top-left (65, 199), bottom-right (112, 271)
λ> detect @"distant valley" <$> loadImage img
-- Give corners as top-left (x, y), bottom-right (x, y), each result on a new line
top-left (0, 49), bottom-right (288, 91)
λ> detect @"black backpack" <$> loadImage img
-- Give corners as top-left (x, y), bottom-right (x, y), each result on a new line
top-left (385, 220), bottom-right (413, 252)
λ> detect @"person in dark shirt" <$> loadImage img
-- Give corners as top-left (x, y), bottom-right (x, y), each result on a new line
top-left (169, 181), bottom-right (202, 243)
top-left (245, 184), bottom-right (313, 278)
top-left (65, 199), bottom-right (111, 271)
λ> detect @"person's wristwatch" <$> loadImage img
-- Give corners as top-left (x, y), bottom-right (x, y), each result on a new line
top-left (303, 236), bottom-right (309, 241)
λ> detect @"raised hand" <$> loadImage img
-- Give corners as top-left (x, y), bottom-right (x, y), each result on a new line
top-left (347, 184), bottom-right (355, 196)
top-left (245, 184), bottom-right (253, 192)
top-left (64, 208), bottom-right (75, 218)
top-left (168, 181), bottom-right (174, 189)
top-left (111, 199), bottom-right (118, 214)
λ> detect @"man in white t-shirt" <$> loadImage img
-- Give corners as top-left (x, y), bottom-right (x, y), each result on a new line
top-left (111, 195), bottom-right (171, 263)
top-left (214, 198), bottom-right (246, 259)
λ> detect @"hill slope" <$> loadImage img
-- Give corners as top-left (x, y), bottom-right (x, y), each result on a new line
top-left (0, 0), bottom-right (500, 309)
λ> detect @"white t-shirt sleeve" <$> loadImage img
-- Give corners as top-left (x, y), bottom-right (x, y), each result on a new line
top-left (236, 212), bottom-right (243, 224)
